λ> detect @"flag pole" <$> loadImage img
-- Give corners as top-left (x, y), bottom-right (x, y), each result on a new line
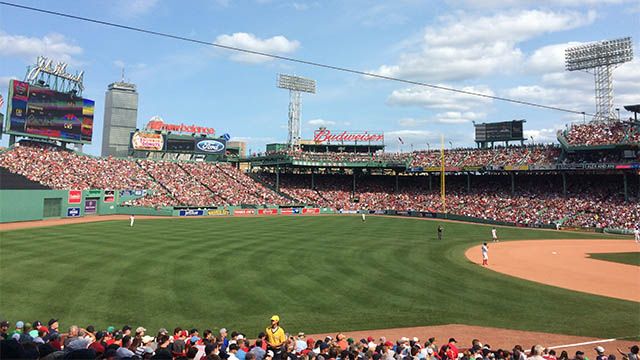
top-left (440, 134), bottom-right (446, 215)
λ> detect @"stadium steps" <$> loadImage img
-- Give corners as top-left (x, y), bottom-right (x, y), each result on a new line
top-left (175, 163), bottom-right (229, 205)
top-left (0, 167), bottom-right (52, 190)
top-left (134, 160), bottom-right (179, 203)
top-left (244, 172), bottom-right (298, 203)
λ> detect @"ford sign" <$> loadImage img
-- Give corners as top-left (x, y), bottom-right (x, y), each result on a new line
top-left (196, 139), bottom-right (225, 154)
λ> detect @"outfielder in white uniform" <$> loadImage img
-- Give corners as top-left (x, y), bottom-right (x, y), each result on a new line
top-left (634, 227), bottom-right (640, 243)
top-left (361, 213), bottom-right (366, 222)
top-left (491, 227), bottom-right (498, 242)
top-left (130, 214), bottom-right (135, 227)
top-left (481, 243), bottom-right (489, 266)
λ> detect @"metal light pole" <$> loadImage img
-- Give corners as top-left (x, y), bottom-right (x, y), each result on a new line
top-left (277, 74), bottom-right (316, 148)
top-left (565, 37), bottom-right (633, 122)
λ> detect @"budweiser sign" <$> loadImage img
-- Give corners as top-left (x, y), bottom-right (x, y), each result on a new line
top-left (313, 129), bottom-right (384, 143)
top-left (145, 116), bottom-right (215, 135)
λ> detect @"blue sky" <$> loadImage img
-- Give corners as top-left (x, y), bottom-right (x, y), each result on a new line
top-left (1, 0), bottom-right (639, 155)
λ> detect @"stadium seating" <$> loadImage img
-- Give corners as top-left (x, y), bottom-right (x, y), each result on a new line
top-left (1, 141), bottom-right (638, 230)
top-left (563, 121), bottom-right (640, 146)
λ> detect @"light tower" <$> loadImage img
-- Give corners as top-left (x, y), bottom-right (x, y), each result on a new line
top-left (565, 37), bottom-right (633, 122)
top-left (277, 74), bottom-right (316, 147)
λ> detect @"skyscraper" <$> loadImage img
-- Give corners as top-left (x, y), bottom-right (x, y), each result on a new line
top-left (101, 81), bottom-right (138, 157)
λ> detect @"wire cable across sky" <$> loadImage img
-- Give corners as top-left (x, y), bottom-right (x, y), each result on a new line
top-left (0, 1), bottom-right (595, 117)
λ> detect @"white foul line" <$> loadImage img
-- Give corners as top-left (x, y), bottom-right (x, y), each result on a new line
top-left (524, 338), bottom-right (618, 353)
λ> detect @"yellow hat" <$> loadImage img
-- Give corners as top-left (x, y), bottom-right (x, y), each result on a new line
top-left (270, 315), bottom-right (280, 322)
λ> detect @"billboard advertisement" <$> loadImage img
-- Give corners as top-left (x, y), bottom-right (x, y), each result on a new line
top-left (195, 138), bottom-right (226, 154)
top-left (67, 207), bottom-right (81, 217)
top-left (258, 208), bottom-right (278, 215)
top-left (131, 132), bottom-right (164, 151)
top-left (5, 80), bottom-right (95, 143)
top-left (68, 190), bottom-right (82, 204)
top-left (178, 209), bottom-right (204, 216)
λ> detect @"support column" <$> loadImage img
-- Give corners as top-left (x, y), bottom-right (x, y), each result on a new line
top-left (562, 173), bottom-right (567, 197)
top-left (428, 173), bottom-right (432, 191)
top-left (466, 173), bottom-right (471, 192)
top-left (395, 171), bottom-right (399, 192)
top-left (623, 172), bottom-right (628, 202)
top-left (510, 172), bottom-right (515, 195)
top-left (276, 166), bottom-right (280, 192)
top-left (352, 171), bottom-right (356, 197)
top-left (311, 170), bottom-right (315, 190)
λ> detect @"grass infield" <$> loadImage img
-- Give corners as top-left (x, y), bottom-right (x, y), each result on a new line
top-left (588, 252), bottom-right (640, 267)
top-left (0, 216), bottom-right (638, 339)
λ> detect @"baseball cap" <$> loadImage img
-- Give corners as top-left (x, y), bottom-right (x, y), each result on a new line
top-left (16, 321), bottom-right (24, 329)
top-left (48, 318), bottom-right (58, 326)
top-left (449, 338), bottom-right (457, 343)
top-left (384, 341), bottom-right (394, 347)
top-left (270, 315), bottom-right (280, 322)
top-left (237, 334), bottom-right (244, 340)
top-left (158, 328), bottom-right (168, 335)
top-left (0, 320), bottom-right (9, 327)
top-left (267, 350), bottom-right (275, 358)
top-left (29, 330), bottom-right (39, 338)
top-left (576, 351), bottom-right (585, 356)
top-left (320, 343), bottom-right (330, 350)
top-left (142, 335), bottom-right (155, 343)
top-left (595, 347), bottom-right (605, 354)
top-left (136, 326), bottom-right (147, 334)
top-left (298, 332), bottom-right (305, 337)
top-left (122, 325), bottom-right (132, 332)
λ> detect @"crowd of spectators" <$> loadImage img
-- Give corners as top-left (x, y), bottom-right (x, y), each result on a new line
top-left (1, 318), bottom-right (638, 360)
top-left (260, 150), bottom-right (411, 164)
top-left (262, 173), bottom-right (639, 230)
top-left (1, 142), bottom-right (638, 229)
top-left (564, 121), bottom-right (640, 146)
top-left (0, 142), bottom-right (287, 208)
top-left (409, 146), bottom-right (561, 168)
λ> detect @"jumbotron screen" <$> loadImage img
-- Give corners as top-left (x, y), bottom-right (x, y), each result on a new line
top-left (475, 120), bottom-right (524, 142)
top-left (4, 80), bottom-right (94, 143)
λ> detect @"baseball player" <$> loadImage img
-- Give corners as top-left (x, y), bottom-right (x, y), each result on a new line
top-left (481, 242), bottom-right (489, 266)
top-left (634, 225), bottom-right (640, 244)
top-left (130, 214), bottom-right (135, 227)
top-left (361, 212), bottom-right (366, 222)
top-left (437, 225), bottom-right (443, 240)
top-left (491, 227), bottom-right (498, 242)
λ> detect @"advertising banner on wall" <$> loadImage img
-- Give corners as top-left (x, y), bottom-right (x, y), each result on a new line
top-left (194, 138), bottom-right (226, 154)
top-left (68, 190), bottom-right (82, 204)
top-left (207, 209), bottom-right (230, 216)
top-left (281, 208), bottom-right (301, 215)
top-left (258, 208), bottom-right (278, 215)
top-left (302, 208), bottom-right (320, 214)
top-left (179, 209), bottom-right (204, 216)
top-left (67, 207), bottom-right (81, 217)
top-left (84, 199), bottom-right (97, 214)
top-left (131, 131), bottom-right (164, 151)
top-left (233, 209), bottom-right (256, 216)
top-left (104, 190), bottom-right (115, 203)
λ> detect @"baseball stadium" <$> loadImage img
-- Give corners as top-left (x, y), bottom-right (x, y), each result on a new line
top-left (0, 2), bottom-right (639, 360)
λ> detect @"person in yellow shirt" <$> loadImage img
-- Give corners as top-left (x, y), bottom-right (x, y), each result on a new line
top-left (265, 315), bottom-right (286, 359)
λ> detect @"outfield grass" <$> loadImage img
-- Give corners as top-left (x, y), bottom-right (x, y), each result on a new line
top-left (588, 252), bottom-right (640, 266)
top-left (0, 216), bottom-right (637, 339)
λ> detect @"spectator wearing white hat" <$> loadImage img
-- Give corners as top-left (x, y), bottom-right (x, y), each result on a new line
top-left (595, 347), bottom-right (607, 360)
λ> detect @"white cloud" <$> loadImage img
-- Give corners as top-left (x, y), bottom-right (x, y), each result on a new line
top-left (524, 126), bottom-right (564, 144)
top-left (387, 85), bottom-right (494, 111)
top-left (308, 119), bottom-right (336, 127)
top-left (525, 42), bottom-right (582, 74)
top-left (0, 31), bottom-right (83, 64)
top-left (371, 10), bottom-right (596, 82)
top-left (214, 32), bottom-right (300, 63)
top-left (449, 0), bottom-right (632, 9)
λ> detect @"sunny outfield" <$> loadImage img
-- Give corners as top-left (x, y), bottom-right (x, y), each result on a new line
top-left (0, 215), bottom-right (637, 340)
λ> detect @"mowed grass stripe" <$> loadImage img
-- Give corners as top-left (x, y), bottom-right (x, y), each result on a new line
top-left (0, 216), bottom-right (637, 339)
top-left (588, 252), bottom-right (640, 267)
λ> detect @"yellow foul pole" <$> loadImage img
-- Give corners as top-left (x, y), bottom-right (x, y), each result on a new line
top-left (440, 135), bottom-right (446, 213)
